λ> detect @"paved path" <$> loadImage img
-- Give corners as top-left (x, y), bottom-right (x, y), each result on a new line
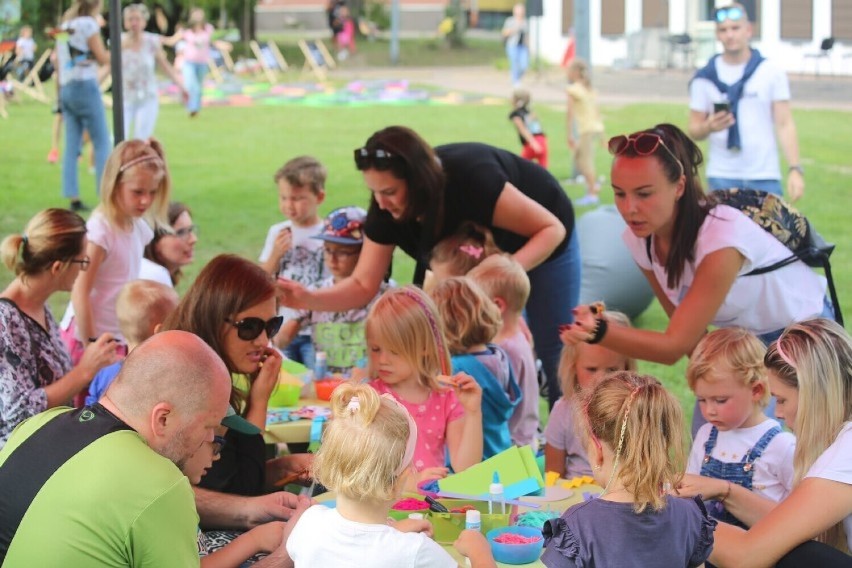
top-left (334, 64), bottom-right (852, 110)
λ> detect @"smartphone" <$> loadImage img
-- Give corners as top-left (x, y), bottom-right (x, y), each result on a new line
top-left (714, 102), bottom-right (730, 114)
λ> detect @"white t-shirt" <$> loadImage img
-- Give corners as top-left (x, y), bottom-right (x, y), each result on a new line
top-left (139, 258), bottom-right (174, 288)
top-left (259, 220), bottom-right (326, 333)
top-left (687, 419), bottom-right (795, 503)
top-left (59, 16), bottom-right (101, 84)
top-left (623, 205), bottom-right (826, 335)
top-left (62, 212), bottom-right (154, 340)
top-left (805, 421), bottom-right (852, 552)
top-left (689, 57), bottom-right (790, 180)
top-left (286, 505), bottom-right (456, 568)
top-left (15, 37), bottom-right (35, 61)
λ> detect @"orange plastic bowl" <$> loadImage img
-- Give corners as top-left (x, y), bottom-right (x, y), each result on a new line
top-left (314, 379), bottom-right (344, 401)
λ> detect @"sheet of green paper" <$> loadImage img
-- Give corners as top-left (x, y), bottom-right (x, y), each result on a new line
top-left (438, 445), bottom-right (544, 496)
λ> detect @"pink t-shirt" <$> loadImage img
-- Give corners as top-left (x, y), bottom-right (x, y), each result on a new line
top-left (370, 380), bottom-right (465, 470)
top-left (181, 24), bottom-right (213, 64)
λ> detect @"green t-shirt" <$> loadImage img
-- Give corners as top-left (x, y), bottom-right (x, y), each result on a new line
top-left (0, 407), bottom-right (200, 567)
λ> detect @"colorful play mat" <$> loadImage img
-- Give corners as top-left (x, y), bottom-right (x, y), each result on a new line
top-left (160, 78), bottom-right (506, 108)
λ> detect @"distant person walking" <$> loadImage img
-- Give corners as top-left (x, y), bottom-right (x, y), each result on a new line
top-left (688, 2), bottom-right (804, 201)
top-left (502, 3), bottom-right (529, 88)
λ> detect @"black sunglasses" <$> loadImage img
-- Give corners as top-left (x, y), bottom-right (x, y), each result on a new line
top-left (714, 6), bottom-right (744, 23)
top-left (212, 435), bottom-right (227, 456)
top-left (354, 147), bottom-right (396, 171)
top-left (225, 315), bottom-right (284, 341)
top-left (608, 132), bottom-right (685, 175)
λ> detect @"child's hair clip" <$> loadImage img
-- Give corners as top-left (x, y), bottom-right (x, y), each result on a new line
top-left (459, 244), bottom-right (483, 259)
top-left (346, 396), bottom-right (360, 415)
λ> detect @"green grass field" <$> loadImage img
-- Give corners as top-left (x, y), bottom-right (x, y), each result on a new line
top-left (2, 79), bottom-right (850, 426)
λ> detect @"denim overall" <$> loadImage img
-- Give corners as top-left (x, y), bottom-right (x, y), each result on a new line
top-left (700, 425), bottom-right (782, 528)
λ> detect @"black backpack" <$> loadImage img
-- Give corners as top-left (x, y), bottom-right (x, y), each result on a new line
top-left (714, 188), bottom-right (841, 326)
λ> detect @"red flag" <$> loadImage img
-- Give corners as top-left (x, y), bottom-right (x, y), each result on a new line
top-left (561, 36), bottom-right (576, 67)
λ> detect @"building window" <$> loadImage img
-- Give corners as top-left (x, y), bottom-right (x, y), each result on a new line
top-left (833, 0), bottom-right (852, 41)
top-left (601, 0), bottom-right (625, 36)
top-left (780, 0), bottom-right (813, 40)
top-left (562, 0), bottom-right (575, 35)
top-left (642, 0), bottom-right (668, 28)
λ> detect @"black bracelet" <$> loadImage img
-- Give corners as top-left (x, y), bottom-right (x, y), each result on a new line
top-left (586, 318), bottom-right (608, 344)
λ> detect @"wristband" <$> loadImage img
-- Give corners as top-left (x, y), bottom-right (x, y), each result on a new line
top-left (586, 317), bottom-right (608, 344)
top-left (788, 165), bottom-right (804, 176)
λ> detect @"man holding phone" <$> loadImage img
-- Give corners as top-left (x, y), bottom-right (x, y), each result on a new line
top-left (687, 3), bottom-right (804, 201)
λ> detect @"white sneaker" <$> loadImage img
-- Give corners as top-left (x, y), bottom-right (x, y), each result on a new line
top-left (574, 194), bottom-right (600, 206)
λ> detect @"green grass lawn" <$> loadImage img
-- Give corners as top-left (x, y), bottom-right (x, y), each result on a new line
top-left (2, 86), bottom-right (850, 427)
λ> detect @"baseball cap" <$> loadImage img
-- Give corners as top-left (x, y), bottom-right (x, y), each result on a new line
top-left (312, 206), bottom-right (367, 245)
top-left (222, 406), bottom-right (261, 435)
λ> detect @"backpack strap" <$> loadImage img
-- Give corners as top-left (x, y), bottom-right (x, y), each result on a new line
top-left (0, 404), bottom-right (132, 562)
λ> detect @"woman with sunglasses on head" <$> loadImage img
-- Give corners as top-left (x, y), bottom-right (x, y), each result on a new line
top-left (164, 254), bottom-right (312, 497)
top-left (278, 125), bottom-right (580, 409)
top-left (562, 124), bottom-right (828, 400)
top-left (0, 209), bottom-right (117, 447)
top-left (141, 202), bottom-right (199, 287)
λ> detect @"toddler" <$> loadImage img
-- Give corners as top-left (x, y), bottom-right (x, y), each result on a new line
top-left (286, 383), bottom-right (494, 566)
top-left (62, 139), bottom-right (171, 370)
top-left (679, 328), bottom-right (795, 528)
top-left (367, 286), bottom-right (483, 480)
top-left (431, 276), bottom-right (521, 459)
top-left (14, 25), bottom-right (36, 81)
top-left (277, 206), bottom-right (391, 376)
top-left (85, 279), bottom-right (179, 405)
top-left (469, 253), bottom-right (539, 447)
top-left (542, 372), bottom-right (716, 567)
top-left (425, 221), bottom-right (499, 292)
top-left (509, 89), bottom-right (548, 167)
top-left (258, 155), bottom-right (328, 370)
top-left (566, 58), bottom-right (604, 206)
top-left (545, 310), bottom-right (634, 478)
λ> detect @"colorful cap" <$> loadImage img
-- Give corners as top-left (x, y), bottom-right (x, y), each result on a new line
top-left (313, 206), bottom-right (367, 245)
top-left (222, 405), bottom-right (261, 435)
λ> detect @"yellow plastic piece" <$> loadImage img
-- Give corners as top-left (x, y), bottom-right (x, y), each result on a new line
top-left (544, 471), bottom-right (560, 488)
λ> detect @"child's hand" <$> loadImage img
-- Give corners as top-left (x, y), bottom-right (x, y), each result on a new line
top-left (450, 372), bottom-right (483, 415)
top-left (674, 473), bottom-right (728, 501)
top-left (271, 227), bottom-right (293, 261)
top-left (454, 530), bottom-right (496, 565)
top-left (247, 521), bottom-right (286, 553)
top-left (417, 466), bottom-right (449, 482)
top-left (393, 518), bottom-right (434, 537)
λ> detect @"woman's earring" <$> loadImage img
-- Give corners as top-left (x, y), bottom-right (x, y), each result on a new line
top-left (593, 464), bottom-right (602, 471)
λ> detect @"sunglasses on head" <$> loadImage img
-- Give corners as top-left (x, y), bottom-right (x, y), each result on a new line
top-left (225, 315), bottom-right (284, 341)
top-left (354, 147), bottom-right (396, 171)
top-left (608, 132), bottom-right (685, 175)
top-left (714, 6), bottom-right (744, 23)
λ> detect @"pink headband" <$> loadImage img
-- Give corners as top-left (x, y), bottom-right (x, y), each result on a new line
top-left (400, 288), bottom-right (450, 375)
top-left (119, 154), bottom-right (163, 173)
top-left (346, 394), bottom-right (418, 476)
top-left (775, 339), bottom-right (796, 370)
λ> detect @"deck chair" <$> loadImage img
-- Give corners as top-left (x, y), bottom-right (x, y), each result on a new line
top-left (207, 43), bottom-right (235, 83)
top-left (6, 48), bottom-right (53, 104)
top-left (298, 39), bottom-right (335, 81)
top-left (249, 40), bottom-right (288, 84)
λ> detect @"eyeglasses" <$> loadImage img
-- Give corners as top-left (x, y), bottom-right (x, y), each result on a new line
top-left (714, 6), bottom-right (744, 23)
top-left (323, 247), bottom-right (360, 260)
top-left (69, 256), bottom-right (91, 271)
top-left (608, 132), bottom-right (684, 175)
top-left (173, 225), bottom-right (197, 240)
top-left (225, 315), bottom-right (284, 341)
top-left (212, 435), bottom-right (227, 456)
top-left (354, 147), bottom-right (396, 171)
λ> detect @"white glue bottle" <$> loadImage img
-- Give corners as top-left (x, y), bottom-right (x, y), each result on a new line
top-left (465, 509), bottom-right (481, 532)
top-left (490, 472), bottom-right (506, 515)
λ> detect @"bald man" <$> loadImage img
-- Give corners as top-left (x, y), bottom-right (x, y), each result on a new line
top-left (0, 331), bottom-right (231, 567)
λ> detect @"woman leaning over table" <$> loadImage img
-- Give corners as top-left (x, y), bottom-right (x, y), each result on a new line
top-left (709, 318), bottom-right (852, 567)
top-left (277, 125), bottom-right (580, 409)
top-left (0, 209), bottom-right (116, 447)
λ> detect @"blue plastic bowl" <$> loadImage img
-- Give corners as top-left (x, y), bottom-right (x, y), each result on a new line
top-left (486, 525), bottom-right (544, 565)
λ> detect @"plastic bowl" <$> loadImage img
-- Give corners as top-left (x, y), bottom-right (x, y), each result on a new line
top-left (268, 383), bottom-right (300, 407)
top-left (486, 526), bottom-right (545, 565)
top-left (314, 378), bottom-right (344, 401)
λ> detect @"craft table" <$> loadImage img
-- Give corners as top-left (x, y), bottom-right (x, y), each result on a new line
top-left (263, 399), bottom-right (330, 445)
top-left (315, 483), bottom-right (602, 567)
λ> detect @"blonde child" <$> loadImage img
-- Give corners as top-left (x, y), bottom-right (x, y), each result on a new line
top-left (62, 139), bottom-right (170, 370)
top-left (425, 221), bottom-right (500, 292)
top-left (566, 58), bottom-right (604, 206)
top-left (545, 310), bottom-right (635, 478)
top-left (84, 279), bottom-right (179, 405)
top-left (431, 276), bottom-right (520, 459)
top-left (258, 156), bottom-right (328, 370)
top-left (677, 328), bottom-right (795, 529)
top-left (468, 254), bottom-right (539, 447)
top-left (286, 383), bottom-right (495, 567)
top-left (183, 436), bottom-right (286, 566)
top-left (541, 372), bottom-right (716, 567)
top-left (366, 286), bottom-right (483, 480)
top-left (509, 89), bottom-right (548, 168)
top-left (14, 25), bottom-right (36, 81)
top-left (277, 206), bottom-right (391, 376)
